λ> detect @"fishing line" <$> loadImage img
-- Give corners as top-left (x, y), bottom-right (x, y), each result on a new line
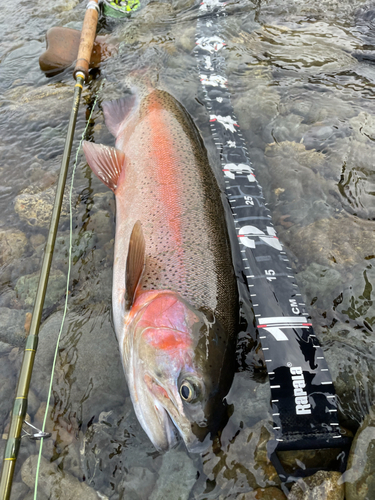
top-left (33, 79), bottom-right (105, 499)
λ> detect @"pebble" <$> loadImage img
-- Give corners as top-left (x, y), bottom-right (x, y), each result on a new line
top-left (21, 455), bottom-right (105, 500)
top-left (288, 471), bottom-right (344, 500)
top-left (0, 287), bottom-right (17, 308)
top-left (344, 410), bottom-right (375, 499)
top-left (278, 448), bottom-right (343, 477)
top-left (29, 233), bottom-right (46, 250)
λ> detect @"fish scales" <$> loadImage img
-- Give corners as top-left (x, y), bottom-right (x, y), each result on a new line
top-left (114, 90), bottom-right (237, 336)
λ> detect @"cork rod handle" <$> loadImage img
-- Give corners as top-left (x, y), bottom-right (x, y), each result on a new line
top-left (73, 0), bottom-right (100, 80)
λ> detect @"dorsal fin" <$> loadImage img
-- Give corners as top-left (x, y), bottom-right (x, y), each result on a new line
top-left (102, 94), bottom-right (137, 138)
top-left (125, 221), bottom-right (146, 311)
top-left (82, 141), bottom-right (125, 192)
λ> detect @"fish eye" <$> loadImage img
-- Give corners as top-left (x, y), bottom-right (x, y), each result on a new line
top-left (179, 380), bottom-right (199, 403)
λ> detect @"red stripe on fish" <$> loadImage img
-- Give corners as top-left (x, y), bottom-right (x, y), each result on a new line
top-left (147, 98), bottom-right (186, 284)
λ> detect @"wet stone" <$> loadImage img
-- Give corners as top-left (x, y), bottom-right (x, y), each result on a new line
top-left (0, 288), bottom-right (17, 308)
top-left (29, 233), bottom-right (46, 250)
top-left (263, 141), bottom-right (330, 228)
top-left (0, 307), bottom-right (27, 346)
top-left (322, 332), bottom-right (375, 426)
top-left (21, 455), bottom-right (105, 500)
top-left (0, 229), bottom-right (28, 266)
top-left (81, 408), bottom-right (161, 497)
top-left (280, 215), bottom-right (375, 269)
top-left (149, 448), bottom-right (197, 500)
top-left (15, 269), bottom-right (66, 309)
top-left (278, 448), bottom-right (342, 476)
top-left (288, 471), bottom-right (344, 500)
top-left (0, 375), bottom-right (15, 432)
top-left (24, 491), bottom-right (48, 500)
top-left (10, 255), bottom-right (41, 286)
top-left (8, 481), bottom-right (29, 500)
top-left (69, 266), bottom-right (112, 306)
top-left (296, 262), bottom-right (344, 310)
top-left (226, 371), bottom-right (271, 429)
top-left (14, 185), bottom-right (69, 228)
top-left (202, 421), bottom-right (280, 497)
top-left (119, 466), bottom-right (157, 500)
top-left (233, 487), bottom-right (287, 499)
top-left (85, 210), bottom-right (115, 247)
top-left (344, 410), bottom-right (375, 500)
top-left (30, 308), bottom-right (127, 425)
top-left (52, 230), bottom-right (97, 270)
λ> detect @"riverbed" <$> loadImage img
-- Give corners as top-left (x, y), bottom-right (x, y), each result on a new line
top-left (1, 0), bottom-right (375, 498)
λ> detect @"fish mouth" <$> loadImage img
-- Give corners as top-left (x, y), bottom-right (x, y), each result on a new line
top-left (141, 372), bottom-right (203, 452)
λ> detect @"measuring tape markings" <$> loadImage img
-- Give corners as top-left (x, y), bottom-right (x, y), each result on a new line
top-left (195, 0), bottom-right (342, 448)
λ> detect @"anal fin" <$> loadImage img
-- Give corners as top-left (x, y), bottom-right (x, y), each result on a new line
top-left (82, 141), bottom-right (125, 191)
top-left (125, 221), bottom-right (146, 311)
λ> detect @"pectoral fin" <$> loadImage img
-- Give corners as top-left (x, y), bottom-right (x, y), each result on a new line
top-left (82, 141), bottom-right (125, 192)
top-left (125, 221), bottom-right (145, 311)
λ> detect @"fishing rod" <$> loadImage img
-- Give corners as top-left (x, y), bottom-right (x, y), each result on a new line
top-left (0, 1), bottom-right (100, 498)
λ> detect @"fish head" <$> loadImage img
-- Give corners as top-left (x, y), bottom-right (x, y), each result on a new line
top-left (125, 291), bottom-right (235, 453)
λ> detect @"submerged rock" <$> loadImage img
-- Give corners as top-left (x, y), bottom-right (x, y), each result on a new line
top-left (0, 229), bottom-right (28, 266)
top-left (344, 410), bottom-right (375, 500)
top-left (119, 466), bottom-right (157, 500)
top-left (233, 487), bottom-right (287, 499)
top-left (14, 185), bottom-right (69, 228)
top-left (288, 471), bottom-right (344, 500)
top-left (149, 449), bottom-right (196, 500)
top-left (15, 269), bottom-right (66, 309)
top-left (30, 307), bottom-right (127, 424)
top-left (202, 420), bottom-right (280, 497)
top-left (81, 409), bottom-right (161, 497)
top-left (7, 481), bottom-right (29, 500)
top-left (21, 455), bottom-right (105, 500)
top-left (263, 141), bottom-right (330, 228)
top-left (0, 307), bottom-right (28, 346)
top-left (281, 215), bottom-right (375, 269)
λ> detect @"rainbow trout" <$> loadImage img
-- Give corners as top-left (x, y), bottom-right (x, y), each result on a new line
top-left (83, 88), bottom-right (238, 452)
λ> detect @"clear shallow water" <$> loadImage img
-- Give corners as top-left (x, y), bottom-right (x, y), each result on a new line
top-left (1, 0), bottom-right (375, 498)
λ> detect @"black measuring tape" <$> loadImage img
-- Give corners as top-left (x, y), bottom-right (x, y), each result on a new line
top-left (194, 0), bottom-right (348, 475)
